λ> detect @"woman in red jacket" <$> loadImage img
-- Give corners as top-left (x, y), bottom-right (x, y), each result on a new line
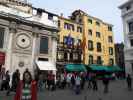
top-left (14, 70), bottom-right (37, 100)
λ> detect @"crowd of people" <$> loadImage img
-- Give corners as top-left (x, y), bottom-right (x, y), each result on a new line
top-left (55, 72), bottom-right (99, 94)
top-left (0, 68), bottom-right (132, 99)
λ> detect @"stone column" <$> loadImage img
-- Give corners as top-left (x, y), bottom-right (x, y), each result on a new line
top-left (5, 22), bottom-right (17, 73)
top-left (51, 35), bottom-right (57, 64)
top-left (31, 27), bottom-right (39, 76)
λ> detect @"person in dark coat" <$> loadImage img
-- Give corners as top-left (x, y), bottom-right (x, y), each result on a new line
top-left (0, 68), bottom-right (6, 91)
top-left (1, 70), bottom-right (10, 91)
top-left (5, 71), bottom-right (10, 90)
top-left (102, 78), bottom-right (109, 93)
top-left (71, 74), bottom-right (75, 89)
top-left (87, 73), bottom-right (92, 89)
top-left (12, 69), bottom-right (20, 91)
top-left (92, 75), bottom-right (98, 91)
top-left (80, 73), bottom-right (86, 90)
top-left (7, 69), bottom-right (20, 95)
top-left (126, 74), bottom-right (132, 91)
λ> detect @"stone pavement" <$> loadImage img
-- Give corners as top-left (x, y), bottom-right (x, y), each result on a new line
top-left (0, 80), bottom-right (133, 100)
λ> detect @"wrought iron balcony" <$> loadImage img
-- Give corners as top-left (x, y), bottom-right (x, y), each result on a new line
top-left (57, 59), bottom-right (82, 63)
top-left (57, 42), bottom-right (82, 51)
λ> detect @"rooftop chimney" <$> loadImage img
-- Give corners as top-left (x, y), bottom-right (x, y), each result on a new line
top-left (60, 13), bottom-right (63, 17)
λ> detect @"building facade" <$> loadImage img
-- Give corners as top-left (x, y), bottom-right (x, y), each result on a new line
top-left (119, 0), bottom-right (133, 75)
top-left (57, 16), bottom-right (83, 71)
top-left (115, 43), bottom-right (125, 71)
top-left (58, 10), bottom-right (115, 68)
top-left (0, 0), bottom-right (58, 78)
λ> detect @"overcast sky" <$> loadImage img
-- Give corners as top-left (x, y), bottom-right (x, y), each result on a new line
top-left (29, 0), bottom-right (128, 43)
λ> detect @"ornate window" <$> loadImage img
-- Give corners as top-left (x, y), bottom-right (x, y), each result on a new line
top-left (97, 56), bottom-right (102, 65)
top-left (89, 55), bottom-right (93, 64)
top-left (108, 36), bottom-right (113, 43)
top-left (109, 47), bottom-right (113, 55)
top-left (97, 42), bottom-right (102, 52)
top-left (108, 26), bottom-right (112, 31)
top-left (77, 26), bottom-right (82, 33)
top-left (88, 19), bottom-right (92, 24)
top-left (109, 58), bottom-right (114, 65)
top-left (128, 21), bottom-right (133, 33)
top-left (40, 37), bottom-right (49, 54)
top-left (88, 29), bottom-right (92, 36)
top-left (88, 40), bottom-right (93, 50)
top-left (96, 32), bottom-right (101, 38)
top-left (96, 21), bottom-right (100, 26)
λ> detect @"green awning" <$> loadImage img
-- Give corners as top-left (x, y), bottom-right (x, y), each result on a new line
top-left (88, 64), bottom-right (124, 72)
top-left (88, 64), bottom-right (108, 72)
top-left (65, 64), bottom-right (87, 72)
top-left (106, 65), bottom-right (123, 72)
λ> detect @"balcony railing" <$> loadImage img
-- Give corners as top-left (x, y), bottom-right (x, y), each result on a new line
top-left (57, 42), bottom-right (82, 51)
top-left (57, 59), bottom-right (82, 63)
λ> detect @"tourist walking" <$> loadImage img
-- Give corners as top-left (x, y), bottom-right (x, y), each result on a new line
top-left (0, 68), bottom-right (5, 90)
top-left (75, 74), bottom-right (81, 95)
top-left (47, 71), bottom-right (55, 91)
top-left (56, 74), bottom-right (61, 89)
top-left (0, 68), bottom-right (6, 91)
top-left (92, 75), bottom-right (98, 91)
top-left (71, 74), bottom-right (75, 89)
top-left (66, 73), bottom-right (72, 88)
top-left (60, 73), bottom-right (66, 89)
top-left (5, 71), bottom-right (10, 90)
top-left (126, 74), bottom-right (132, 91)
top-left (12, 69), bottom-right (20, 91)
top-left (102, 77), bottom-right (109, 93)
top-left (38, 74), bottom-right (44, 91)
top-left (80, 72), bottom-right (86, 90)
top-left (87, 73), bottom-right (92, 89)
top-left (14, 69), bottom-right (37, 100)
top-left (51, 74), bottom-right (55, 91)
top-left (7, 69), bottom-right (20, 95)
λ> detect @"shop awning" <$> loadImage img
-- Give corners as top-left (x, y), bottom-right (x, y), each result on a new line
top-left (88, 64), bottom-right (108, 72)
top-left (88, 64), bottom-right (123, 72)
top-left (36, 61), bottom-right (57, 71)
top-left (106, 65), bottom-right (123, 72)
top-left (65, 64), bottom-right (87, 72)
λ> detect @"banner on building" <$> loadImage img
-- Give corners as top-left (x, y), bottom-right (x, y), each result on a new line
top-left (0, 52), bottom-right (5, 65)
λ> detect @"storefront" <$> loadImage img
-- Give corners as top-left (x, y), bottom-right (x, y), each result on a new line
top-left (56, 42), bottom-right (82, 72)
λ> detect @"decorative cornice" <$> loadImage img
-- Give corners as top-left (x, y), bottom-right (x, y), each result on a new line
top-left (0, 12), bottom-right (59, 32)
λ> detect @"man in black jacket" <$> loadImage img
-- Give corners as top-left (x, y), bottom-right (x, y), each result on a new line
top-left (126, 74), bottom-right (132, 91)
